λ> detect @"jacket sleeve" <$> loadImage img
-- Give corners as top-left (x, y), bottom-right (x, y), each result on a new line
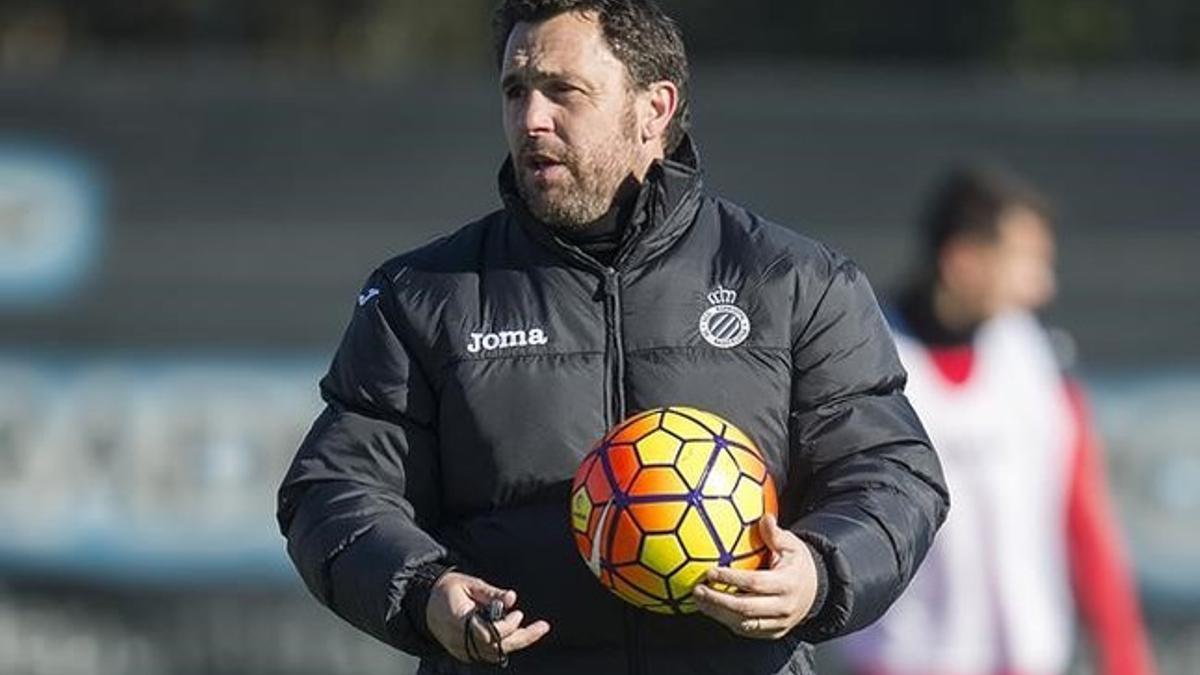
top-left (276, 267), bottom-right (449, 656)
top-left (784, 253), bottom-right (950, 643)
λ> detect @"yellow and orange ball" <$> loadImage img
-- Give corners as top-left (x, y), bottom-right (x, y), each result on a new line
top-left (570, 406), bottom-right (778, 614)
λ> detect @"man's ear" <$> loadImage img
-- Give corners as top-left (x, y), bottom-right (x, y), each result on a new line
top-left (639, 80), bottom-right (679, 148)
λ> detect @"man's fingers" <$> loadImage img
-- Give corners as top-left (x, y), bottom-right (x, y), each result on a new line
top-left (468, 612), bottom-right (551, 663)
top-left (692, 584), bottom-right (789, 620)
top-left (492, 609), bottom-right (525, 635)
top-left (491, 608), bottom-right (549, 640)
top-left (733, 615), bottom-right (793, 638)
top-left (498, 620), bottom-right (552, 653)
top-left (692, 588), bottom-right (789, 640)
top-left (691, 589), bottom-right (744, 630)
top-left (705, 565), bottom-right (790, 595)
top-left (427, 572), bottom-right (548, 664)
top-left (693, 540), bottom-right (821, 639)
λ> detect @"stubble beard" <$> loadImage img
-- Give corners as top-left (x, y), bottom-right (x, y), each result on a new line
top-left (517, 106), bottom-right (641, 233)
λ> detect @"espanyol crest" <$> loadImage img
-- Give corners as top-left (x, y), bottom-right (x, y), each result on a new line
top-left (699, 286), bottom-right (750, 349)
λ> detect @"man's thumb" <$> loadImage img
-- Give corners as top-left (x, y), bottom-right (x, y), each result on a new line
top-left (758, 513), bottom-right (795, 554)
top-left (465, 577), bottom-right (517, 609)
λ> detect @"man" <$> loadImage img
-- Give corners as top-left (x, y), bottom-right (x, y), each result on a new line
top-left (838, 165), bottom-right (1155, 675)
top-left (277, 2), bottom-right (948, 673)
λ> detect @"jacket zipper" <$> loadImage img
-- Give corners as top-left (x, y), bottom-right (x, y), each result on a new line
top-left (602, 267), bottom-right (627, 426)
top-left (601, 266), bottom-right (642, 675)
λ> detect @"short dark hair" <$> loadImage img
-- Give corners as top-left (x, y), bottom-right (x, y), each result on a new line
top-left (922, 163), bottom-right (1053, 261)
top-left (492, 0), bottom-right (691, 153)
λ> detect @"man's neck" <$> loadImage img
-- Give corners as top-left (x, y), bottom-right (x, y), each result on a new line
top-left (932, 285), bottom-right (985, 337)
top-left (631, 146), bottom-right (665, 182)
top-left (559, 180), bottom-right (641, 266)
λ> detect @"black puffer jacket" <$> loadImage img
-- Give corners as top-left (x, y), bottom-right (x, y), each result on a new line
top-left (277, 137), bottom-right (949, 675)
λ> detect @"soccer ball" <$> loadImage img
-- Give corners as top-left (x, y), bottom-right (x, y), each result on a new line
top-left (570, 406), bottom-right (778, 614)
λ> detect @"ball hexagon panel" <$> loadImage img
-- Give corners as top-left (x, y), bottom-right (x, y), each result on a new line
top-left (628, 501), bottom-right (688, 533)
top-left (614, 562), bottom-right (670, 601)
top-left (629, 466), bottom-right (690, 497)
top-left (608, 509), bottom-right (643, 566)
top-left (675, 440), bottom-right (715, 490)
top-left (677, 506), bottom-right (721, 560)
top-left (612, 409), bottom-right (662, 442)
top-left (640, 533), bottom-right (688, 577)
top-left (635, 428), bottom-right (683, 466)
top-left (611, 573), bottom-right (658, 608)
top-left (670, 407), bottom-right (730, 438)
top-left (582, 456), bottom-right (613, 506)
top-left (658, 408), bottom-right (717, 441)
top-left (728, 445), bottom-right (768, 483)
top-left (731, 474), bottom-right (765, 524)
top-left (605, 443), bottom-right (642, 492)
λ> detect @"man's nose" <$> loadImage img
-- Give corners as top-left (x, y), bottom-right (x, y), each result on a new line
top-left (520, 90), bottom-right (555, 136)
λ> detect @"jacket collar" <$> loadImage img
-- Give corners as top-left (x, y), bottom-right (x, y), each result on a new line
top-left (499, 134), bottom-right (705, 272)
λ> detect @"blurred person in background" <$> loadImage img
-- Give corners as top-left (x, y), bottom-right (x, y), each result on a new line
top-left (276, 0), bottom-right (949, 673)
top-left (837, 165), bottom-right (1155, 675)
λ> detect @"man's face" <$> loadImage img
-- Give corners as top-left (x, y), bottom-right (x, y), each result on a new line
top-left (500, 11), bottom-right (647, 230)
top-left (989, 206), bottom-right (1057, 314)
top-left (942, 206), bottom-right (1057, 319)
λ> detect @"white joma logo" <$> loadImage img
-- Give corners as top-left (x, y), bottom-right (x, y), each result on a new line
top-left (467, 328), bottom-right (549, 353)
top-left (357, 288), bottom-right (380, 307)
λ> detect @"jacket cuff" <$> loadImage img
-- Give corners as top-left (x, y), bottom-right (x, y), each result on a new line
top-left (799, 538), bottom-right (829, 623)
top-left (789, 527), bottom-right (848, 643)
top-left (401, 560), bottom-right (456, 644)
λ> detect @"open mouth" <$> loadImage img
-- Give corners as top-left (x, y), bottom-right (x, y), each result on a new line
top-left (524, 154), bottom-right (567, 179)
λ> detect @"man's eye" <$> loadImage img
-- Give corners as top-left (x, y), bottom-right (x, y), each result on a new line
top-left (504, 86), bottom-right (525, 100)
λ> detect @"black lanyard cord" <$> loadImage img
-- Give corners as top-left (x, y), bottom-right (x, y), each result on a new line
top-left (463, 600), bottom-right (509, 669)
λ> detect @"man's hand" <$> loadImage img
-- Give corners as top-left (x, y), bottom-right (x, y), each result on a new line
top-left (426, 571), bottom-right (551, 664)
top-left (692, 514), bottom-right (820, 640)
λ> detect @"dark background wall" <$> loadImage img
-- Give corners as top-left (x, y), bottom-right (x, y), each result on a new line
top-left (1, 67), bottom-right (1197, 365)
